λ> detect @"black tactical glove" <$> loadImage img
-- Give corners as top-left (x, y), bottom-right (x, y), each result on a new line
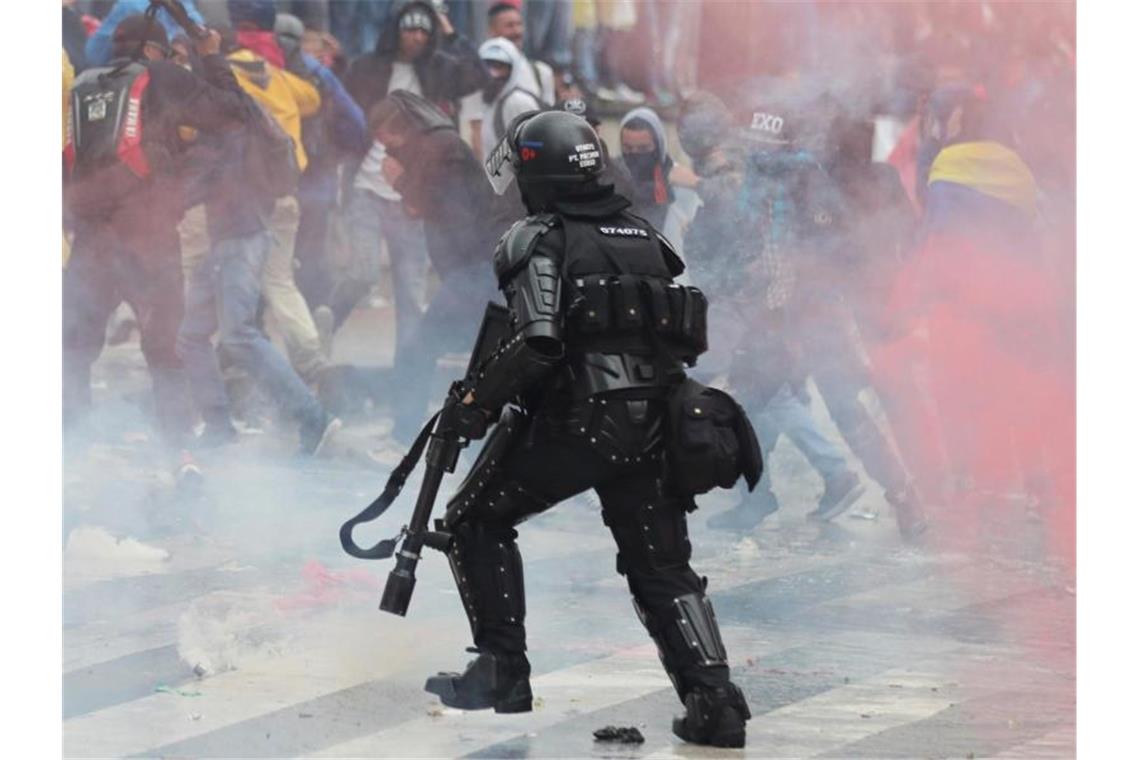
top-left (451, 401), bottom-right (491, 441)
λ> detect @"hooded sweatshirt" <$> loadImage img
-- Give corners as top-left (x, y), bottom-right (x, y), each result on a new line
top-left (344, 0), bottom-right (485, 129)
top-left (344, 1), bottom-right (485, 195)
top-left (616, 107), bottom-right (675, 229)
top-left (383, 92), bottom-right (505, 274)
top-left (227, 48), bottom-right (321, 172)
top-left (478, 37), bottom-right (543, 153)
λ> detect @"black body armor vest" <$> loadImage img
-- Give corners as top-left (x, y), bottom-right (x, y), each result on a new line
top-left (555, 212), bottom-right (707, 400)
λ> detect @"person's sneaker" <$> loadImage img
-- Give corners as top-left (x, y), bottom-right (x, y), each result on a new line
top-left (707, 488), bottom-right (779, 532)
top-left (313, 305), bottom-right (335, 360)
top-left (299, 413), bottom-right (342, 457)
top-left (425, 650), bottom-right (533, 713)
top-left (594, 85), bottom-right (620, 102)
top-left (672, 682), bottom-right (751, 748)
top-left (807, 471), bottom-right (866, 522)
top-left (613, 82), bottom-right (646, 104)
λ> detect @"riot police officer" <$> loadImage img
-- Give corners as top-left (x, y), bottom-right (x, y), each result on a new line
top-left (424, 111), bottom-right (755, 748)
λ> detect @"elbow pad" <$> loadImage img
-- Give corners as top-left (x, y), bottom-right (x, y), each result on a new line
top-left (470, 254), bottom-right (565, 410)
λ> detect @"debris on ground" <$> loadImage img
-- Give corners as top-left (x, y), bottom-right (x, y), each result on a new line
top-left (593, 726), bottom-right (645, 744)
top-left (155, 684), bottom-right (203, 697)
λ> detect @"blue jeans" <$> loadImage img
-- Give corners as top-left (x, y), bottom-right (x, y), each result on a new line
top-left (391, 262), bottom-right (500, 437)
top-left (177, 231), bottom-right (324, 431)
top-left (750, 383), bottom-right (851, 499)
top-left (333, 188), bottom-right (428, 361)
top-left (525, 0), bottom-right (573, 68)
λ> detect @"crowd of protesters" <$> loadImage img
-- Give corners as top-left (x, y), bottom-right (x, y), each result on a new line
top-left (62, 0), bottom-right (1075, 559)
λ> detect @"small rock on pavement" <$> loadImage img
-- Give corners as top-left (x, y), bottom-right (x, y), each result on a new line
top-left (593, 726), bottom-right (645, 744)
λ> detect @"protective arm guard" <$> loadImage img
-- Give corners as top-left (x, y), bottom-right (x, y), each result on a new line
top-left (469, 246), bottom-right (565, 412)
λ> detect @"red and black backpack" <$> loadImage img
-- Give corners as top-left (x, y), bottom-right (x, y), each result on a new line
top-left (64, 61), bottom-right (152, 182)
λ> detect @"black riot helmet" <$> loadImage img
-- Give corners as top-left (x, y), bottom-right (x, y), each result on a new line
top-left (485, 110), bottom-right (609, 213)
top-left (512, 110), bottom-right (607, 184)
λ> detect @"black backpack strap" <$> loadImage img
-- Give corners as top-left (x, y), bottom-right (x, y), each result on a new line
top-left (338, 410), bottom-right (440, 559)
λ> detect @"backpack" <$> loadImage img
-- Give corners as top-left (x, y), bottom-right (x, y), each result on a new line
top-left (64, 62), bottom-right (152, 183)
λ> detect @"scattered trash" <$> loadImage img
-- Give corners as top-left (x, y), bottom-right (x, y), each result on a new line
top-left (299, 712), bottom-right (314, 719)
top-left (426, 706), bottom-right (444, 718)
top-left (533, 697), bottom-right (544, 709)
top-left (193, 664), bottom-right (207, 679)
top-left (593, 726), bottom-right (645, 744)
top-left (189, 713), bottom-right (202, 721)
top-left (843, 676), bottom-right (850, 684)
top-left (888, 683), bottom-right (903, 689)
top-left (859, 713), bottom-right (872, 719)
top-left (155, 684), bottom-right (202, 698)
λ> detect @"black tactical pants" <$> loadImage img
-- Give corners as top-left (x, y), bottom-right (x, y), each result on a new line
top-left (444, 413), bottom-right (733, 695)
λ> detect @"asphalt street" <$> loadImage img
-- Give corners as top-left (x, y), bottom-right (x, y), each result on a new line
top-left (63, 301), bottom-right (1075, 759)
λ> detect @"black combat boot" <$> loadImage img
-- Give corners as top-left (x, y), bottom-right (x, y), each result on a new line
top-left (425, 649), bottom-right (533, 713)
top-left (672, 681), bottom-right (751, 748)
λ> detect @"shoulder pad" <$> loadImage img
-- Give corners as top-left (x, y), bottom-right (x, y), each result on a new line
top-left (657, 231), bottom-right (686, 277)
top-left (493, 213), bottom-right (559, 283)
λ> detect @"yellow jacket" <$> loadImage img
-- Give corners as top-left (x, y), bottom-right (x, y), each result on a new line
top-left (226, 49), bottom-right (320, 171)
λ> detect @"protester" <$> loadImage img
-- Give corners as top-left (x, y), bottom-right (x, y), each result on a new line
top-left (84, 0), bottom-right (206, 67)
top-left (175, 16), bottom-right (340, 456)
top-left (489, 2), bottom-right (556, 103)
top-left (329, 1), bottom-right (485, 364)
top-left (680, 92), bottom-right (867, 530)
top-left (274, 12), bottom-right (368, 347)
top-left (614, 106), bottom-right (700, 262)
top-left (887, 83), bottom-right (1071, 549)
top-left (477, 37), bottom-right (544, 154)
top-left (458, 1), bottom-right (555, 157)
top-left (225, 1), bottom-right (330, 388)
top-left (63, 15), bottom-right (247, 478)
top-left (368, 91), bottom-right (511, 440)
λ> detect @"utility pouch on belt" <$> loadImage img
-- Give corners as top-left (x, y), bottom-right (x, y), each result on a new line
top-left (568, 277), bottom-right (709, 361)
top-left (665, 377), bottom-right (763, 497)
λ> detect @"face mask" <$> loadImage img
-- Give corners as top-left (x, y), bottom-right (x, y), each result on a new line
top-left (482, 78), bottom-right (507, 105)
top-left (624, 152), bottom-right (658, 182)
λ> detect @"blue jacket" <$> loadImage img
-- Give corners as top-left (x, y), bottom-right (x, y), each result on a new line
top-left (86, 0), bottom-right (206, 67)
top-left (298, 53), bottom-right (368, 157)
